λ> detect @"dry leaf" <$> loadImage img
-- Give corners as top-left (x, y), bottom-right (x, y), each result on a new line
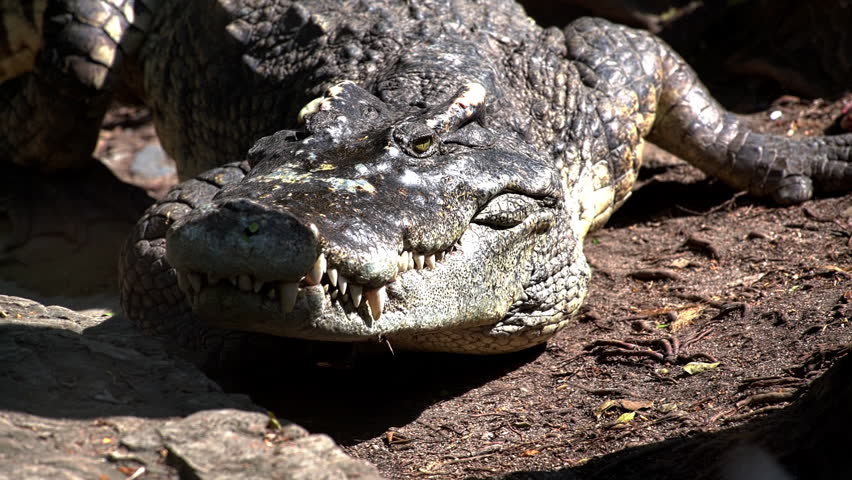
top-left (671, 305), bottom-right (704, 332)
top-left (822, 265), bottom-right (850, 276)
top-left (726, 273), bottom-right (767, 288)
top-left (615, 412), bottom-right (636, 424)
top-left (594, 399), bottom-right (619, 419)
top-left (683, 362), bottom-right (720, 375)
top-left (267, 411), bottom-right (282, 430)
top-left (117, 466), bottom-right (136, 475)
top-left (620, 399), bottom-right (654, 411)
top-left (384, 431), bottom-right (412, 445)
top-left (669, 258), bottom-right (690, 269)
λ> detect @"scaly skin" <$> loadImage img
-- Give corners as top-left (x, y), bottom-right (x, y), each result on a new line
top-left (0, 0), bottom-right (151, 170)
top-left (0, 0), bottom-right (46, 82)
top-left (4, 1), bottom-right (852, 353)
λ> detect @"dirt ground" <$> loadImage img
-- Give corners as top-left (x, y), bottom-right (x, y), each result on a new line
top-left (3, 4), bottom-right (852, 479)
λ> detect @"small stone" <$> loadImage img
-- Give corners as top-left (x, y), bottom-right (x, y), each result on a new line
top-left (130, 144), bottom-right (176, 179)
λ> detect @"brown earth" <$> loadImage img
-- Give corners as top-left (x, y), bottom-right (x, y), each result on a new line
top-left (3, 3), bottom-right (852, 479)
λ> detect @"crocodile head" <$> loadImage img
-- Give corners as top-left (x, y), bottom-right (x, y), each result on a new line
top-left (166, 80), bottom-right (583, 353)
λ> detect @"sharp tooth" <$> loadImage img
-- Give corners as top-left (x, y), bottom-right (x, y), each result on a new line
top-left (207, 274), bottom-right (221, 285)
top-left (425, 254), bottom-right (436, 269)
top-left (349, 283), bottom-right (363, 307)
top-left (408, 253), bottom-right (415, 270)
top-left (253, 279), bottom-right (265, 293)
top-left (338, 275), bottom-right (349, 295)
top-left (327, 268), bottom-right (338, 287)
top-left (176, 271), bottom-right (189, 291)
top-left (414, 254), bottom-right (425, 270)
top-left (398, 252), bottom-right (407, 272)
top-left (309, 223), bottom-right (319, 238)
top-left (238, 274), bottom-right (253, 292)
top-left (188, 273), bottom-right (203, 293)
top-left (365, 286), bottom-right (387, 321)
top-left (307, 253), bottom-right (326, 285)
top-left (330, 290), bottom-right (338, 300)
top-left (279, 282), bottom-right (299, 312)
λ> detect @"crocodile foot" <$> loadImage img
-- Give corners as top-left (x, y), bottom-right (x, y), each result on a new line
top-left (584, 326), bottom-right (718, 365)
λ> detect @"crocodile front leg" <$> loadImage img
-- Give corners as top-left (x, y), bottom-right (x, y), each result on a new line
top-left (565, 17), bottom-right (852, 206)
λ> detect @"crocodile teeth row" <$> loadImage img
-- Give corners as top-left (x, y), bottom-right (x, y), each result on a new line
top-left (396, 242), bottom-right (458, 274)
top-left (306, 253), bottom-right (326, 285)
top-left (179, 240), bottom-right (460, 320)
top-left (279, 282), bottom-right (299, 312)
top-left (177, 252), bottom-right (388, 319)
top-left (180, 271), bottom-right (301, 313)
top-left (311, 275), bottom-right (387, 321)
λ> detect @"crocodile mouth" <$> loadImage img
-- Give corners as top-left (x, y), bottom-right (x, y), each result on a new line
top-left (171, 208), bottom-right (553, 343)
top-left (176, 240), bottom-right (460, 323)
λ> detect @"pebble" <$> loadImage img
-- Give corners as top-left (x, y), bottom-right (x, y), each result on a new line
top-left (130, 144), bottom-right (176, 179)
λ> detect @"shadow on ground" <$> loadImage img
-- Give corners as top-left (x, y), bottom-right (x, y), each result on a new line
top-left (226, 342), bottom-right (547, 445)
top-left (494, 350), bottom-right (851, 480)
top-left (0, 300), bottom-right (258, 419)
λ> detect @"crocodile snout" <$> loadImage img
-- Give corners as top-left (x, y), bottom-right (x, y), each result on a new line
top-left (166, 198), bottom-right (319, 286)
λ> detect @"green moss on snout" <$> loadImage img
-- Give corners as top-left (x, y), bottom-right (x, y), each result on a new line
top-left (244, 222), bottom-right (261, 237)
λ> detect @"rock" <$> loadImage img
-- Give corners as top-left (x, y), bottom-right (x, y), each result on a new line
top-left (130, 144), bottom-right (176, 180)
top-left (0, 295), bottom-right (382, 479)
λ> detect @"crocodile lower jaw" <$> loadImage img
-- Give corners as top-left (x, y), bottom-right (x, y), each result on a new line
top-left (175, 240), bottom-right (461, 323)
top-left (174, 213), bottom-right (551, 344)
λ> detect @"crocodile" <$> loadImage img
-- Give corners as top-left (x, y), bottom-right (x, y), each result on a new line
top-left (4, 0), bottom-right (852, 354)
top-left (0, 0), bottom-right (45, 82)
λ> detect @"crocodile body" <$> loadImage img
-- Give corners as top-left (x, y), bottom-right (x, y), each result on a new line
top-left (4, 0), bottom-right (852, 353)
top-left (0, 0), bottom-right (45, 82)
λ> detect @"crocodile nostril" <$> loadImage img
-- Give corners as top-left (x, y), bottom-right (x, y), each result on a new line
top-left (166, 198), bottom-right (318, 282)
top-left (244, 222), bottom-right (261, 237)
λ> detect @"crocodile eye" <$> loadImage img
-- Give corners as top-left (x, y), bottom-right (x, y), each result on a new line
top-left (412, 136), bottom-right (432, 153)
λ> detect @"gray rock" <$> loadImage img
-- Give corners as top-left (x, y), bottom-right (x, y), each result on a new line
top-left (131, 144), bottom-right (176, 180)
top-left (0, 295), bottom-right (383, 479)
